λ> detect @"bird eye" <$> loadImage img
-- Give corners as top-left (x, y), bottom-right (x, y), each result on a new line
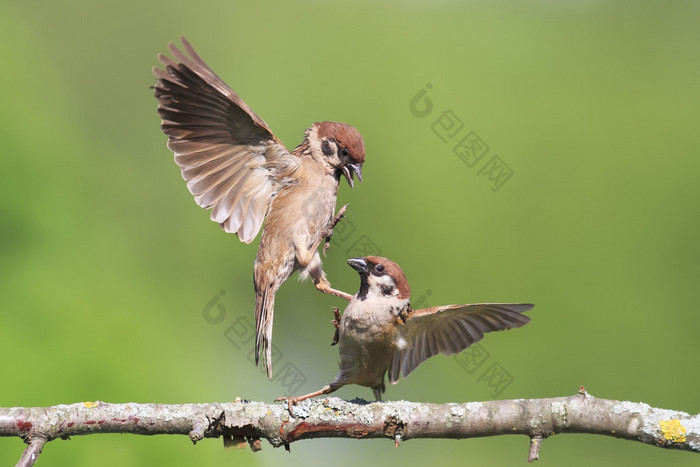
top-left (340, 147), bottom-right (349, 158)
top-left (375, 264), bottom-right (385, 274)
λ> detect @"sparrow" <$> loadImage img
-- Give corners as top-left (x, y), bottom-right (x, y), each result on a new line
top-left (276, 256), bottom-right (533, 408)
top-left (152, 37), bottom-right (365, 378)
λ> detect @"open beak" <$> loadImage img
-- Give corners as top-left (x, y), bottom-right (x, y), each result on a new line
top-left (347, 257), bottom-right (369, 275)
top-left (342, 163), bottom-right (363, 188)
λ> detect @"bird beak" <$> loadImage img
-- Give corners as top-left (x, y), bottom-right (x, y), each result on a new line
top-left (347, 257), bottom-right (369, 275)
top-left (342, 164), bottom-right (363, 188)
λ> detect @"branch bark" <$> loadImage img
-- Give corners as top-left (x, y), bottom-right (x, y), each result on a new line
top-left (1, 390), bottom-right (698, 466)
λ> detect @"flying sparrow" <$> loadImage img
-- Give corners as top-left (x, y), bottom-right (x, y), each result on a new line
top-left (277, 256), bottom-right (533, 408)
top-left (152, 38), bottom-right (365, 378)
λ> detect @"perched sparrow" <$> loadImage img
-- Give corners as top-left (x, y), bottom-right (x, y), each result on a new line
top-left (277, 256), bottom-right (532, 407)
top-left (152, 38), bottom-right (365, 377)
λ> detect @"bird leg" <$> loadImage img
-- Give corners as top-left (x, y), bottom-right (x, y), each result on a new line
top-left (295, 244), bottom-right (316, 268)
top-left (296, 236), bottom-right (353, 301)
top-left (314, 277), bottom-right (352, 301)
top-left (275, 384), bottom-right (336, 416)
top-left (331, 306), bottom-right (341, 346)
top-left (322, 204), bottom-right (349, 257)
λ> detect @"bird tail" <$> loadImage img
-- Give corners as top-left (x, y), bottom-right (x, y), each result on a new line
top-left (254, 286), bottom-right (276, 379)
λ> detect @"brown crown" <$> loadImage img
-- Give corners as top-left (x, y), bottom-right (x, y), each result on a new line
top-left (364, 256), bottom-right (411, 300)
top-left (315, 121), bottom-right (365, 164)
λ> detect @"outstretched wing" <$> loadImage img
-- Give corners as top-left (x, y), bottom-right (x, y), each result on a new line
top-left (388, 303), bottom-right (533, 383)
top-left (153, 37), bottom-right (300, 243)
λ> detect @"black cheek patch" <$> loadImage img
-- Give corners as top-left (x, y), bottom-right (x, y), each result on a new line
top-left (322, 140), bottom-right (333, 156)
top-left (357, 276), bottom-right (369, 301)
top-left (380, 284), bottom-right (395, 296)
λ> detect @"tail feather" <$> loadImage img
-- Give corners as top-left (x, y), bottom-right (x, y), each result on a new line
top-left (254, 287), bottom-right (275, 378)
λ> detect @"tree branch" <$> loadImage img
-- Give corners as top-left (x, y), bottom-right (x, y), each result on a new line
top-left (16, 437), bottom-right (45, 467)
top-left (1, 390), bottom-right (698, 465)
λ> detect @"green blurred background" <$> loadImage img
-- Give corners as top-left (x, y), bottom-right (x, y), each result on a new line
top-left (2, 0), bottom-right (699, 465)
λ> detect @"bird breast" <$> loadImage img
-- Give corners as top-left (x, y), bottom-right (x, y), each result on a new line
top-left (268, 161), bottom-right (338, 246)
top-left (334, 296), bottom-right (409, 387)
top-left (340, 299), bottom-right (400, 344)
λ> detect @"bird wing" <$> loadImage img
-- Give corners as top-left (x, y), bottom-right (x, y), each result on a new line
top-left (153, 37), bottom-right (300, 244)
top-left (388, 303), bottom-right (533, 383)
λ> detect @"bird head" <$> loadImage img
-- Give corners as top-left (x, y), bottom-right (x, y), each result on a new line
top-left (347, 256), bottom-right (411, 302)
top-left (308, 121), bottom-right (365, 187)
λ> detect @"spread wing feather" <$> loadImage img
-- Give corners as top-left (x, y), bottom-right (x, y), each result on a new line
top-left (388, 303), bottom-right (533, 383)
top-left (153, 37), bottom-right (300, 243)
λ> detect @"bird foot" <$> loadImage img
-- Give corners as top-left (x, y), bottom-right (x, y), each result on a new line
top-left (274, 396), bottom-right (303, 417)
top-left (331, 204), bottom-right (349, 228)
top-left (331, 307), bottom-right (341, 346)
top-left (322, 204), bottom-right (349, 257)
top-left (275, 385), bottom-right (333, 416)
